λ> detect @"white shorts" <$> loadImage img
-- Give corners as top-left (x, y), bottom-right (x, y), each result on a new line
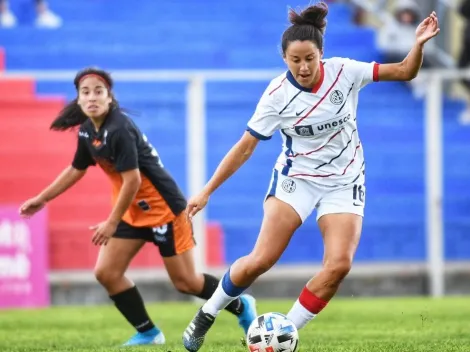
top-left (265, 170), bottom-right (366, 223)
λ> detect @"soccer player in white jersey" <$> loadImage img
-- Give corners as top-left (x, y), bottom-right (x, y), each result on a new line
top-left (182, 2), bottom-right (440, 351)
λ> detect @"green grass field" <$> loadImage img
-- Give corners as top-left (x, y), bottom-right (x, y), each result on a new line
top-left (0, 297), bottom-right (469, 351)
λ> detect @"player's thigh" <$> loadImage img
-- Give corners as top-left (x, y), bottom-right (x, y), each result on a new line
top-left (162, 248), bottom-right (202, 293)
top-left (250, 197), bottom-right (302, 265)
top-left (318, 213), bottom-right (362, 264)
top-left (254, 171), bottom-right (319, 263)
top-left (162, 248), bottom-right (197, 279)
top-left (157, 213), bottom-right (197, 277)
top-left (95, 222), bottom-right (147, 275)
top-left (156, 213), bottom-right (200, 289)
top-left (154, 212), bottom-right (196, 263)
top-left (316, 184), bottom-right (365, 263)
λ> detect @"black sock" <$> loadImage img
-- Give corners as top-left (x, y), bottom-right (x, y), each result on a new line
top-left (109, 286), bottom-right (155, 333)
top-left (196, 273), bottom-right (245, 316)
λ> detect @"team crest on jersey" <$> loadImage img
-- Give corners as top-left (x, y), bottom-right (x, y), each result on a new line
top-left (281, 179), bottom-right (296, 193)
top-left (294, 125), bottom-right (314, 136)
top-left (330, 90), bottom-right (344, 105)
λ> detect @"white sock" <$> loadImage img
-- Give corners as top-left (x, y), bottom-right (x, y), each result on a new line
top-left (286, 299), bottom-right (316, 330)
top-left (201, 280), bottom-right (239, 316)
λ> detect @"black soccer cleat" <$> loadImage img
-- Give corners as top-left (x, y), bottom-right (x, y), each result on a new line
top-left (182, 309), bottom-right (216, 352)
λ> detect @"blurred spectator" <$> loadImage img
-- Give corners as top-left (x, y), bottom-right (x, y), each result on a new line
top-left (0, 0), bottom-right (62, 28)
top-left (324, 0), bottom-right (366, 25)
top-left (377, 0), bottom-right (434, 97)
top-left (458, 0), bottom-right (470, 123)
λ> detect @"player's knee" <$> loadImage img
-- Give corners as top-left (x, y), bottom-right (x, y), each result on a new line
top-left (323, 257), bottom-right (352, 283)
top-left (172, 276), bottom-right (200, 295)
top-left (94, 267), bottom-right (122, 288)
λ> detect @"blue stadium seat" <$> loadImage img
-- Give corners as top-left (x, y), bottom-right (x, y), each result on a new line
top-left (2, 0), bottom-right (469, 262)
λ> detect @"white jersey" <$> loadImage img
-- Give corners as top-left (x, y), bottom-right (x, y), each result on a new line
top-left (247, 57), bottom-right (379, 187)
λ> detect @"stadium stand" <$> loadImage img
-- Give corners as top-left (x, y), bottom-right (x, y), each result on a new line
top-left (0, 0), bottom-right (468, 272)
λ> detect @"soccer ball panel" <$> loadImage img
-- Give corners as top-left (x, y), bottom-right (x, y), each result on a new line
top-left (246, 312), bottom-right (299, 352)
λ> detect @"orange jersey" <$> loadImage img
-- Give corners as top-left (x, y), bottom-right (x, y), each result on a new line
top-left (72, 108), bottom-right (187, 227)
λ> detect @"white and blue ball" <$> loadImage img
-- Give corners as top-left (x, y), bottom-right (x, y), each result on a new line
top-left (246, 312), bottom-right (299, 352)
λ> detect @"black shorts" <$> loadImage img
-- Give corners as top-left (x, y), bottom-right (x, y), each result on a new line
top-left (113, 213), bottom-right (196, 257)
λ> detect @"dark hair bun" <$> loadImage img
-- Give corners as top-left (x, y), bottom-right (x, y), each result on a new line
top-left (288, 2), bottom-right (328, 34)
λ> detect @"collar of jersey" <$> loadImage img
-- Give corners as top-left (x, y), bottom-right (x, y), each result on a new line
top-left (85, 106), bottom-right (117, 136)
top-left (286, 62), bottom-right (324, 94)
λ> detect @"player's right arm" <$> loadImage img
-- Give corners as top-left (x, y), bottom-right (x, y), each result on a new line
top-left (204, 131), bottom-right (259, 195)
top-left (37, 166), bottom-right (87, 203)
top-left (186, 82), bottom-right (281, 218)
top-left (19, 133), bottom-right (94, 217)
top-left (186, 132), bottom-right (259, 219)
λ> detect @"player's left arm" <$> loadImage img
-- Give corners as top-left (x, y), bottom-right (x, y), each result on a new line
top-left (378, 11), bottom-right (440, 82)
top-left (107, 128), bottom-right (141, 226)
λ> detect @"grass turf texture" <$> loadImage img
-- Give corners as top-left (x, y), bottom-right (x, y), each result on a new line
top-left (0, 297), bottom-right (468, 351)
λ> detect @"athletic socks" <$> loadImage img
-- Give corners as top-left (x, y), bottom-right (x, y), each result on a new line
top-left (110, 285), bottom-right (157, 333)
top-left (201, 269), bottom-right (248, 316)
top-left (196, 273), bottom-right (245, 316)
top-left (287, 286), bottom-right (329, 330)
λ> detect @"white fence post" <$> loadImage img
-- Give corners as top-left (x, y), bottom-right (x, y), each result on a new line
top-left (186, 75), bottom-right (207, 275)
top-left (425, 71), bottom-right (444, 297)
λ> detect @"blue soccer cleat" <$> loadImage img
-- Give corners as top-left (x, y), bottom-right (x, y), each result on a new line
top-left (237, 294), bottom-right (258, 335)
top-left (122, 327), bottom-right (165, 346)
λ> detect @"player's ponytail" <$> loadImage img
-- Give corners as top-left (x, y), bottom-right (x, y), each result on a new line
top-left (49, 99), bottom-right (89, 131)
top-left (50, 67), bottom-right (118, 131)
top-left (281, 1), bottom-right (328, 54)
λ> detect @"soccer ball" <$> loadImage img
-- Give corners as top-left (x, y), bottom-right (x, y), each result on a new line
top-left (246, 312), bottom-right (299, 352)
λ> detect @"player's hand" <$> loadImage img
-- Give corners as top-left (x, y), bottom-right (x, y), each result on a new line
top-left (90, 220), bottom-right (118, 246)
top-left (415, 11), bottom-right (440, 45)
top-left (186, 192), bottom-right (210, 220)
top-left (19, 196), bottom-right (46, 218)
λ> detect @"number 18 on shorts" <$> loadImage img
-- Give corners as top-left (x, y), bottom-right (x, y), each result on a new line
top-left (265, 170), bottom-right (366, 223)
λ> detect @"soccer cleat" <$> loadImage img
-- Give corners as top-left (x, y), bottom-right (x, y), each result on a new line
top-left (237, 294), bottom-right (258, 335)
top-left (122, 327), bottom-right (165, 346)
top-left (182, 309), bottom-right (216, 352)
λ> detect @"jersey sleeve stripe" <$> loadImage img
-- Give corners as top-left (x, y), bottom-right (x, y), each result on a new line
top-left (373, 63), bottom-right (380, 82)
top-left (246, 126), bottom-right (271, 140)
